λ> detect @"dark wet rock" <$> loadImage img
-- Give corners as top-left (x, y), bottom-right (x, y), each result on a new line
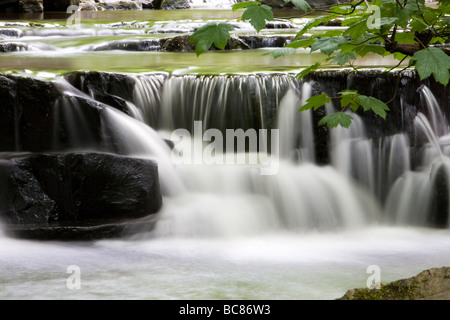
top-left (64, 71), bottom-right (137, 112)
top-left (239, 35), bottom-right (293, 48)
top-left (139, 0), bottom-right (161, 9)
top-left (18, 0), bottom-right (43, 12)
top-left (87, 39), bottom-right (162, 51)
top-left (160, 35), bottom-right (195, 52)
top-left (0, 73), bottom-right (110, 153)
top-left (161, 34), bottom-right (250, 52)
top-left (2, 215), bottom-right (158, 240)
top-left (42, 0), bottom-right (71, 11)
top-left (0, 42), bottom-right (38, 52)
top-left (429, 162), bottom-right (450, 228)
top-left (0, 152), bottom-right (162, 239)
top-left (0, 28), bottom-right (23, 38)
top-left (0, 0), bottom-right (19, 13)
top-left (265, 19), bottom-right (297, 29)
top-left (339, 267), bottom-right (450, 300)
top-left (258, 0), bottom-right (293, 9)
top-left (160, 0), bottom-right (189, 9)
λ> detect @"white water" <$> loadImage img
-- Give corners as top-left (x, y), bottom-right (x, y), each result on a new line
top-left (0, 226), bottom-right (449, 299)
top-left (1, 73), bottom-right (450, 299)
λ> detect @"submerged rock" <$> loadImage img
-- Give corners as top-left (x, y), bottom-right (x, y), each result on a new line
top-left (0, 28), bottom-right (23, 38)
top-left (0, 42), bottom-right (38, 52)
top-left (0, 152), bottom-right (162, 238)
top-left (339, 266), bottom-right (450, 300)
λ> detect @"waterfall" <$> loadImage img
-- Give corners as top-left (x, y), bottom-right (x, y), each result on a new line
top-left (277, 85), bottom-right (315, 162)
top-left (52, 76), bottom-right (185, 197)
top-left (130, 72), bottom-right (168, 127)
top-left (383, 84), bottom-right (450, 228)
top-left (10, 71), bottom-right (448, 238)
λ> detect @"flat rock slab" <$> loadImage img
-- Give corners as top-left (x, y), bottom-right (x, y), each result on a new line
top-left (1, 215), bottom-right (158, 240)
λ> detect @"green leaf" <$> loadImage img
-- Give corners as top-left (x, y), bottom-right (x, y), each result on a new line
top-left (311, 36), bottom-right (348, 56)
top-left (299, 93), bottom-right (331, 112)
top-left (190, 22), bottom-right (235, 56)
top-left (294, 16), bottom-right (327, 40)
top-left (318, 113), bottom-right (353, 128)
top-left (411, 47), bottom-right (450, 86)
top-left (356, 44), bottom-right (390, 57)
top-left (231, 1), bottom-right (260, 11)
top-left (285, 0), bottom-right (311, 11)
top-left (344, 20), bottom-right (369, 40)
top-left (393, 51), bottom-right (408, 61)
top-left (263, 47), bottom-right (297, 58)
top-left (339, 90), bottom-right (360, 112)
top-left (241, 3), bottom-right (274, 32)
top-left (331, 51), bottom-right (356, 65)
top-left (394, 32), bottom-right (416, 44)
top-left (286, 38), bottom-right (315, 49)
top-left (357, 95), bottom-right (390, 119)
top-left (295, 62), bottom-right (321, 80)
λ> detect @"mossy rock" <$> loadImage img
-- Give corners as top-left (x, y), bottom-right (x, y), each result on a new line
top-left (339, 267), bottom-right (450, 300)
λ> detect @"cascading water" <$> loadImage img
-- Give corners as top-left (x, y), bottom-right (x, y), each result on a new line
top-left (1, 69), bottom-right (450, 300)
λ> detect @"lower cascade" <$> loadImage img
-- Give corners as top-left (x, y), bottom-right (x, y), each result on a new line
top-left (0, 69), bottom-right (449, 239)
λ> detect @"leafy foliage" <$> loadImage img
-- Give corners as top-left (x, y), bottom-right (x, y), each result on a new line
top-left (189, 22), bottom-right (234, 56)
top-left (191, 0), bottom-right (450, 128)
top-left (411, 47), bottom-right (450, 86)
top-left (318, 113), bottom-right (353, 128)
top-left (285, 0), bottom-right (311, 11)
top-left (299, 94), bottom-right (331, 112)
top-left (241, 3), bottom-right (274, 32)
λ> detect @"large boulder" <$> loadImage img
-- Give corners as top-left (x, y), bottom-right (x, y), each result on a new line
top-left (18, 0), bottom-right (43, 12)
top-left (0, 152), bottom-right (162, 239)
top-left (0, 73), bottom-right (114, 153)
top-left (64, 71), bottom-right (137, 113)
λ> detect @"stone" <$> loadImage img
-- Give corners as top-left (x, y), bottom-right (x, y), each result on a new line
top-left (138, 0), bottom-right (161, 9)
top-left (339, 267), bottom-right (450, 300)
top-left (0, 73), bottom-right (110, 153)
top-left (64, 71), bottom-right (137, 112)
top-left (0, 0), bottom-right (19, 13)
top-left (97, 0), bottom-right (143, 10)
top-left (78, 0), bottom-right (97, 10)
top-left (160, 0), bottom-right (189, 9)
top-left (161, 35), bottom-right (250, 52)
top-left (42, 0), bottom-right (72, 11)
top-left (18, 0), bottom-right (43, 12)
top-left (0, 152), bottom-right (162, 226)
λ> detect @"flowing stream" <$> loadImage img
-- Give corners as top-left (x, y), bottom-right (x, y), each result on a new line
top-left (0, 6), bottom-right (449, 300)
